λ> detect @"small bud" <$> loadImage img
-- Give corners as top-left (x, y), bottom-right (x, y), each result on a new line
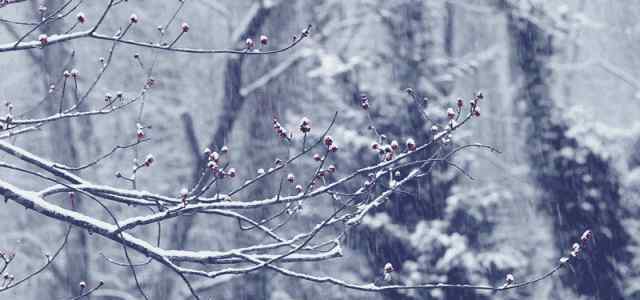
top-left (207, 161), bottom-right (217, 170)
top-left (133, 53), bottom-right (140, 59)
top-left (371, 142), bottom-right (379, 150)
top-left (38, 34), bottom-right (49, 45)
top-left (380, 134), bottom-right (387, 141)
top-left (63, 70), bottom-right (71, 78)
top-left (116, 91), bottom-right (123, 98)
top-left (390, 140), bottom-right (399, 151)
top-left (384, 262), bottom-right (394, 274)
top-left (384, 152), bottom-right (393, 161)
top-left (328, 165), bottom-right (336, 173)
top-left (143, 154), bottom-right (154, 166)
top-left (287, 173), bottom-right (295, 183)
top-left (245, 38), bottom-right (254, 49)
top-left (383, 145), bottom-right (393, 153)
top-left (76, 12), bottom-right (86, 24)
top-left (179, 188), bottom-right (188, 198)
top-left (299, 117), bottom-right (311, 133)
top-left (476, 91), bottom-right (484, 99)
top-left (220, 145), bottom-right (229, 154)
top-left (361, 101), bottom-right (369, 110)
top-left (181, 22), bottom-right (190, 32)
top-left (203, 148), bottom-right (212, 156)
top-left (105, 93), bottom-right (113, 102)
top-left (209, 152), bottom-right (220, 162)
top-left (295, 185), bottom-right (304, 193)
top-left (580, 229), bottom-right (593, 243)
top-left (129, 14), bottom-right (139, 24)
top-left (79, 281), bottom-right (86, 289)
top-left (257, 168), bottom-right (265, 175)
top-left (457, 98), bottom-right (464, 107)
top-left (505, 274), bottom-right (514, 285)
top-left (431, 125), bottom-right (439, 134)
top-left (406, 138), bottom-right (416, 151)
top-left (324, 135), bottom-right (333, 146)
top-left (572, 243), bottom-right (581, 252)
top-left (260, 35), bottom-right (268, 45)
top-left (447, 107), bottom-right (455, 119)
top-left (70, 69), bottom-right (79, 78)
top-left (38, 5), bottom-right (47, 12)
top-left (313, 153), bottom-right (322, 161)
top-left (329, 144), bottom-right (338, 152)
top-left (227, 168), bottom-right (236, 177)
top-left (136, 129), bottom-right (145, 140)
top-left (473, 107), bottom-right (480, 117)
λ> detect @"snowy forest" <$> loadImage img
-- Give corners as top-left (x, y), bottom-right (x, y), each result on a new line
top-left (0, 0), bottom-right (639, 299)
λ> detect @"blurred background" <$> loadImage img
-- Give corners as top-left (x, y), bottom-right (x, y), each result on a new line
top-left (0, 0), bottom-right (639, 299)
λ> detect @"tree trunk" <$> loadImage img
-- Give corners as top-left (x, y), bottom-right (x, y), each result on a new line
top-left (505, 4), bottom-right (631, 299)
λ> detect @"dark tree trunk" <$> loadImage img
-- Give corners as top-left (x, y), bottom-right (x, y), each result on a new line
top-left (505, 5), bottom-right (631, 299)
